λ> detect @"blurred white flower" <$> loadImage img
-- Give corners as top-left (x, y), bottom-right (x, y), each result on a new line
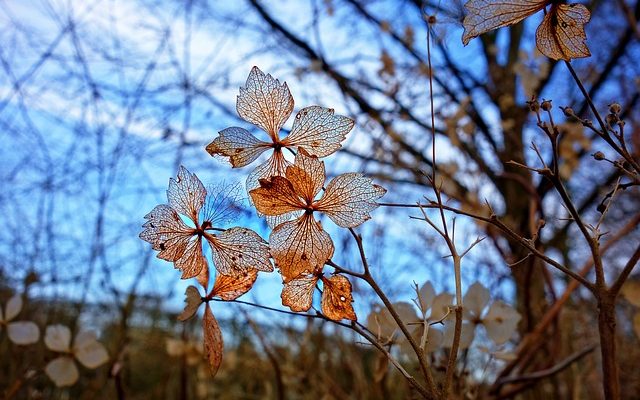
top-left (44, 325), bottom-right (109, 387)
top-left (444, 283), bottom-right (521, 349)
top-left (0, 294), bottom-right (40, 345)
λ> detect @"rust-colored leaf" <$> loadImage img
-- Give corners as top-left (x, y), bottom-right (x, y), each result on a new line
top-left (246, 150), bottom-right (291, 193)
top-left (206, 127), bottom-right (271, 167)
top-left (314, 173), bottom-right (386, 228)
top-left (207, 227), bottom-right (273, 276)
top-left (203, 304), bottom-right (223, 378)
top-left (212, 269), bottom-right (258, 301)
top-left (236, 66), bottom-right (294, 140)
top-left (536, 4), bottom-right (591, 60)
top-left (282, 106), bottom-right (354, 157)
top-left (321, 275), bottom-right (356, 321)
top-left (285, 149), bottom-right (325, 203)
top-left (196, 265), bottom-right (209, 291)
top-left (270, 214), bottom-right (334, 282)
top-left (249, 176), bottom-right (305, 216)
top-left (168, 166), bottom-right (207, 224)
top-left (462, 0), bottom-right (546, 45)
top-left (281, 273), bottom-right (318, 312)
top-left (139, 205), bottom-right (193, 262)
top-left (178, 286), bottom-right (203, 322)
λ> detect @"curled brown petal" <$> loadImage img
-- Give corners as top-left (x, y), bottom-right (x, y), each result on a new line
top-left (249, 176), bottom-right (305, 216)
top-left (203, 304), bottom-right (224, 378)
top-left (321, 275), bottom-right (357, 321)
top-left (285, 148), bottom-right (325, 203)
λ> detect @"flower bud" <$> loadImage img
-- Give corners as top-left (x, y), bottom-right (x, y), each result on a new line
top-left (608, 103), bottom-right (621, 114)
top-left (593, 151), bottom-right (606, 161)
top-left (541, 100), bottom-right (552, 111)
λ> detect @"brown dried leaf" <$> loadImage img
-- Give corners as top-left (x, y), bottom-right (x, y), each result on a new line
top-left (282, 106), bottom-right (354, 157)
top-left (270, 214), bottom-right (334, 282)
top-left (285, 148), bottom-right (325, 203)
top-left (462, 0), bottom-right (546, 45)
top-left (321, 275), bottom-right (356, 321)
top-left (315, 173), bottom-right (386, 228)
top-left (174, 237), bottom-right (208, 279)
top-left (206, 127), bottom-right (270, 167)
top-left (249, 176), bottom-right (305, 217)
top-left (167, 166), bottom-right (207, 224)
top-left (237, 66), bottom-right (294, 139)
top-left (281, 273), bottom-right (318, 312)
top-left (208, 227), bottom-right (273, 276)
top-left (196, 265), bottom-right (209, 291)
top-left (535, 4), bottom-right (591, 60)
top-left (139, 205), bottom-right (193, 262)
top-left (178, 286), bottom-right (203, 322)
top-left (203, 304), bottom-right (223, 378)
top-left (212, 269), bottom-right (258, 301)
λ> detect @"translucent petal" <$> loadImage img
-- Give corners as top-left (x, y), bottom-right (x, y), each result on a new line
top-left (283, 106), bottom-right (354, 157)
top-left (167, 166), bottom-right (207, 224)
top-left (285, 149), bottom-right (325, 202)
top-left (249, 176), bottom-right (305, 217)
top-left (321, 275), bottom-right (356, 321)
top-left (178, 286), bottom-right (203, 322)
top-left (139, 205), bottom-right (193, 262)
top-left (402, 326), bottom-right (444, 354)
top-left (4, 294), bottom-right (22, 321)
top-left (208, 227), bottom-right (273, 276)
top-left (269, 214), bottom-right (334, 282)
top-left (443, 320), bottom-right (476, 349)
top-left (281, 273), bottom-right (318, 312)
top-left (236, 66), bottom-right (294, 139)
top-left (366, 302), bottom-right (419, 340)
top-left (417, 282), bottom-right (436, 312)
top-left (203, 304), bottom-right (224, 377)
top-left (45, 324), bottom-right (72, 352)
top-left (212, 269), bottom-right (258, 301)
top-left (462, 0), bottom-right (546, 45)
top-left (315, 173), bottom-right (386, 228)
top-left (536, 4), bottom-right (591, 60)
top-left (7, 321), bottom-right (40, 345)
top-left (483, 300), bottom-right (521, 345)
top-left (174, 237), bottom-right (208, 280)
top-left (45, 357), bottom-right (79, 387)
top-left (74, 332), bottom-right (109, 369)
top-left (463, 282), bottom-right (490, 319)
top-left (429, 293), bottom-right (453, 322)
top-left (206, 127), bottom-right (270, 167)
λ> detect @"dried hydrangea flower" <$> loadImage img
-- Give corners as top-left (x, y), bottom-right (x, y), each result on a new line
top-left (140, 166), bottom-right (273, 281)
top-left (44, 325), bottom-right (109, 387)
top-left (0, 294), bottom-right (40, 346)
top-left (250, 149), bottom-right (386, 281)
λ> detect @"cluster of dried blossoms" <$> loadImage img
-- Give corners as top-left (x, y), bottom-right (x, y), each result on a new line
top-left (140, 66), bottom-right (386, 376)
top-left (0, 294), bottom-right (109, 388)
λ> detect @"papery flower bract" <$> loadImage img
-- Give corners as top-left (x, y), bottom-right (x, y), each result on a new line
top-left (443, 282), bottom-right (521, 349)
top-left (0, 294), bottom-right (40, 345)
top-left (140, 166), bottom-right (273, 282)
top-left (44, 325), bottom-right (109, 387)
top-left (207, 67), bottom-right (355, 226)
top-left (281, 271), bottom-right (356, 321)
top-left (250, 149), bottom-right (386, 281)
top-left (462, 0), bottom-right (591, 60)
